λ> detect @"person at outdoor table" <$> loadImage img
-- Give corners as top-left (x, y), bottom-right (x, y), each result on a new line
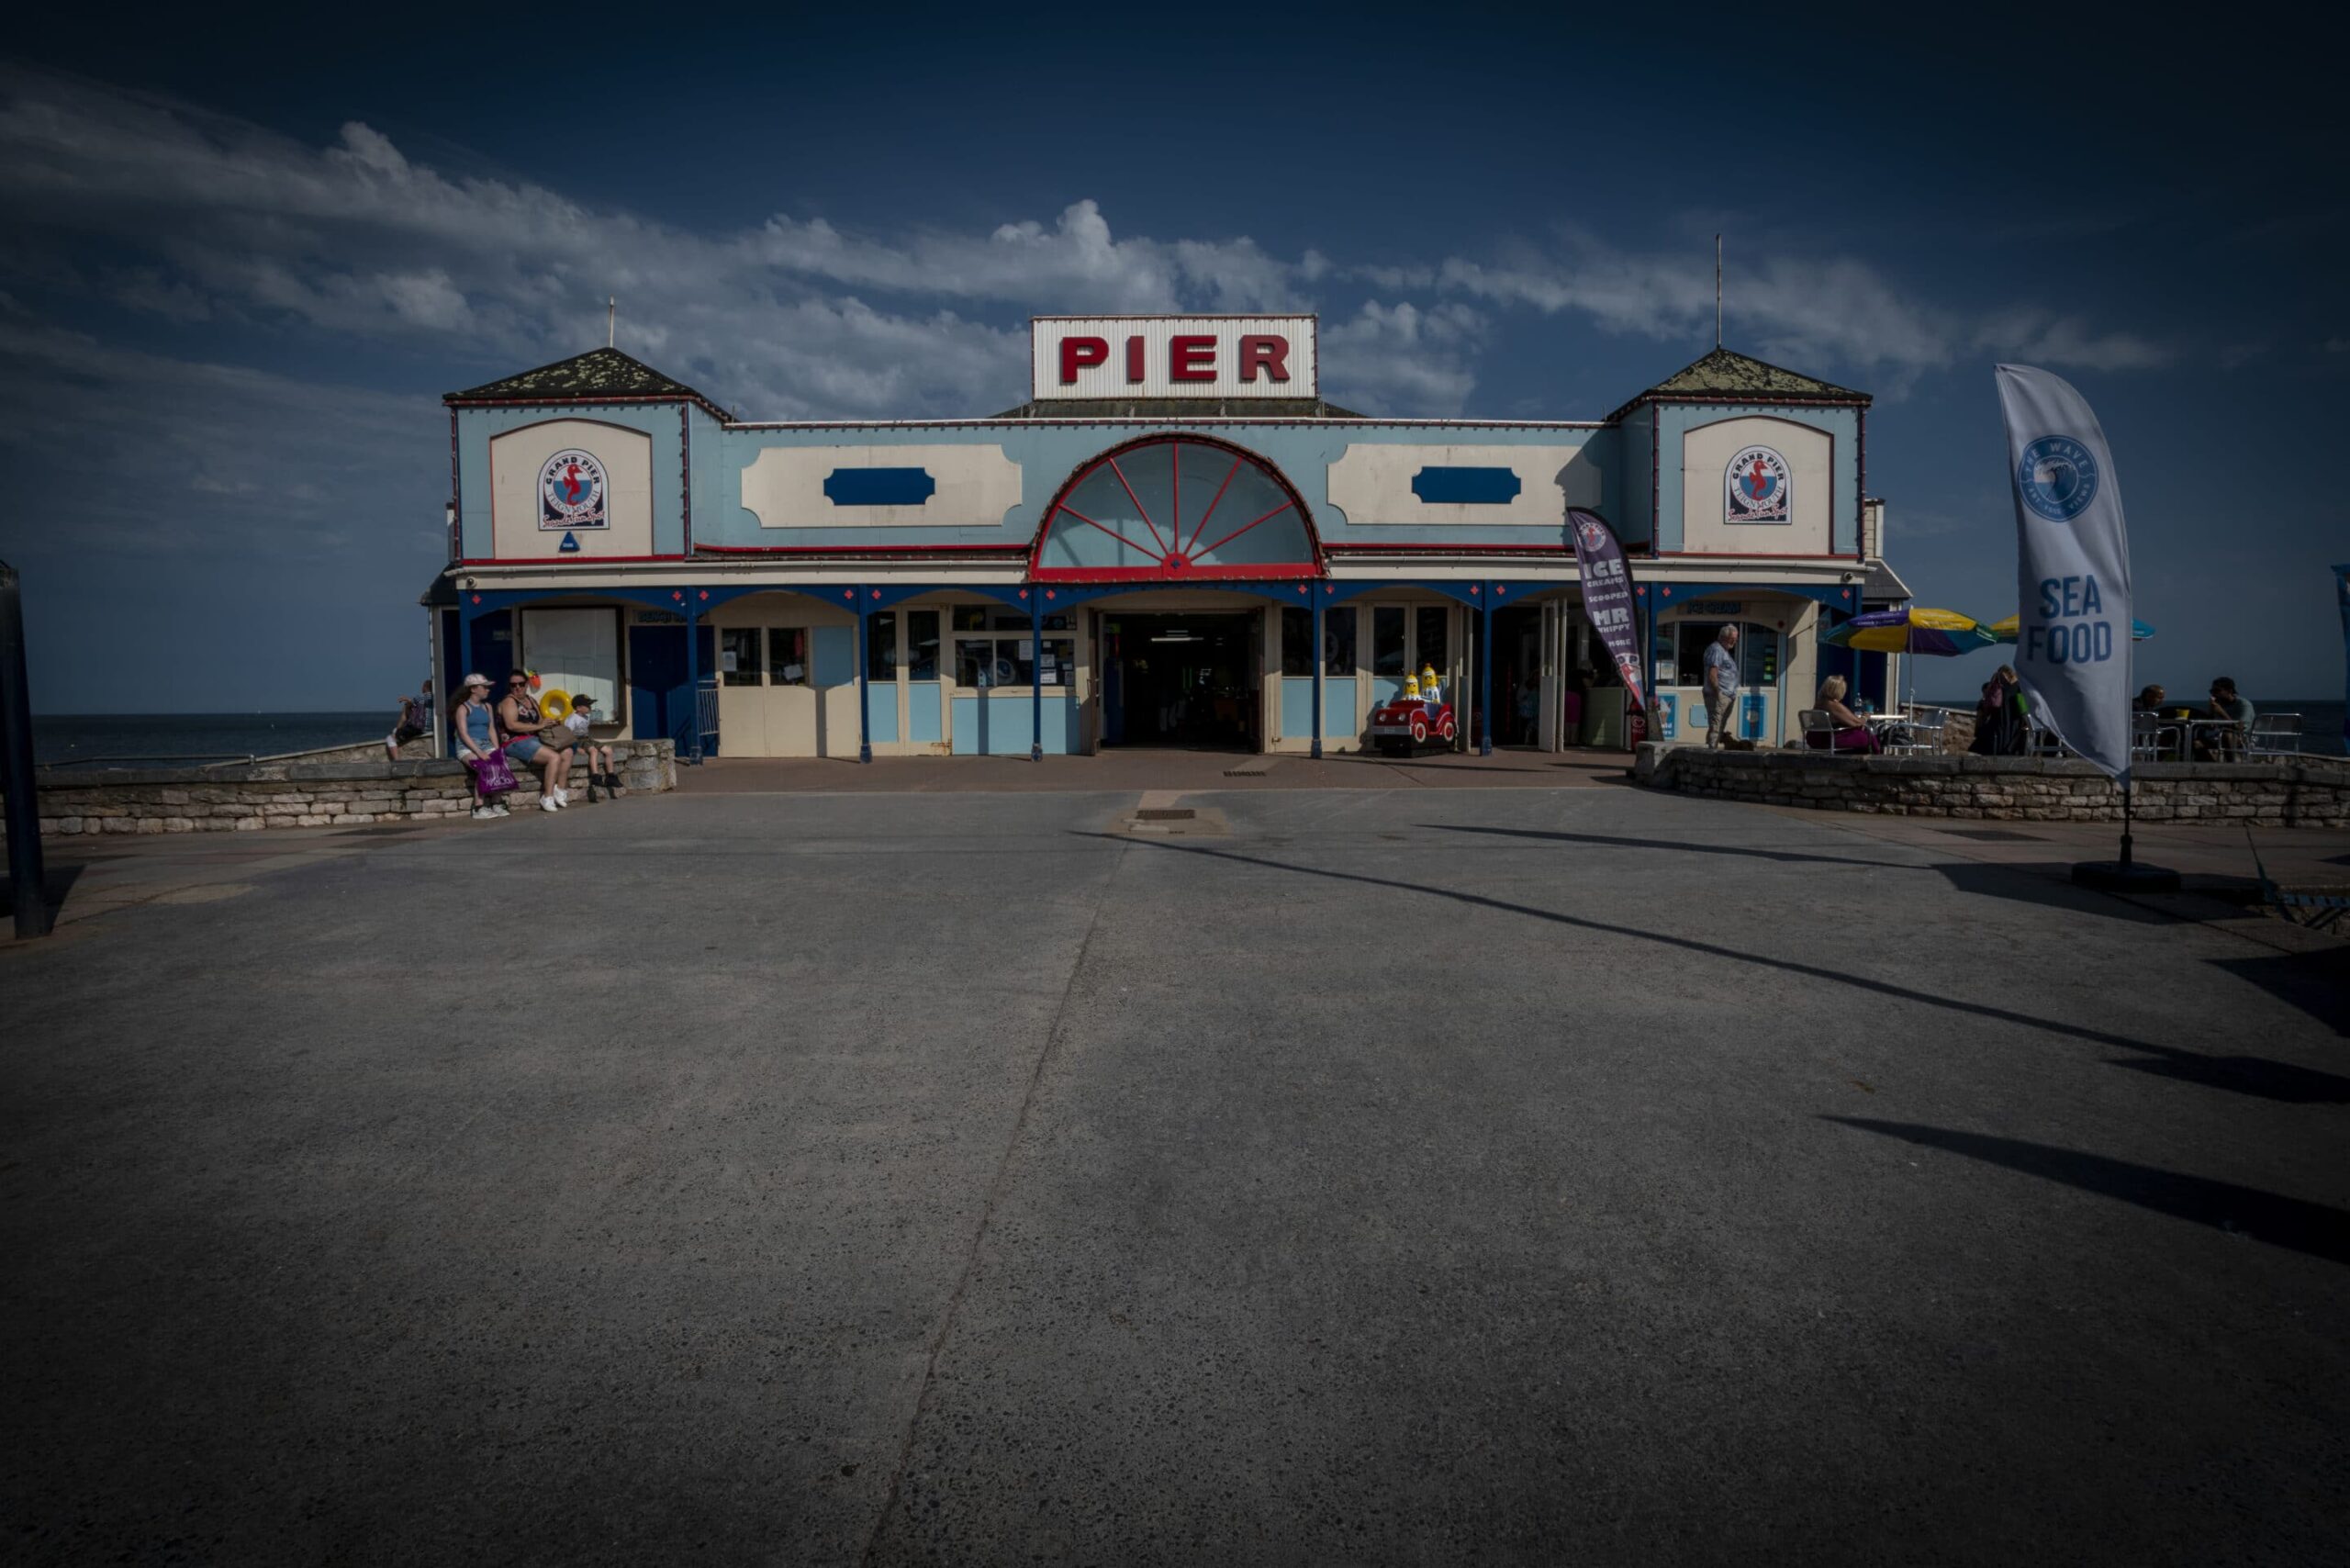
top-left (2194, 677), bottom-right (2255, 761)
top-left (2133, 684), bottom-right (2166, 711)
top-left (1810, 676), bottom-right (1883, 753)
top-left (1970, 665), bottom-right (2030, 756)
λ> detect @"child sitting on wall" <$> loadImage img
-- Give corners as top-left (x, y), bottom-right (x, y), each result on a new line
top-left (565, 695), bottom-right (621, 799)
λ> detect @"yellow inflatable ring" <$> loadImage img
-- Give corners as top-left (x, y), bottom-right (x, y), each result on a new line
top-left (540, 689), bottom-right (573, 721)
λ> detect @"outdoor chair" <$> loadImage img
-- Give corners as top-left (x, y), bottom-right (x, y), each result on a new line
top-left (2130, 711), bottom-right (2165, 763)
top-left (2246, 712), bottom-right (2301, 757)
top-left (1797, 708), bottom-right (1840, 752)
top-left (1889, 708), bottom-right (1947, 756)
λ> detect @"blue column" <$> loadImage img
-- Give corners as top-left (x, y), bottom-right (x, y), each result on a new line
top-left (1479, 590), bottom-right (1494, 756)
top-left (683, 595), bottom-right (701, 764)
top-left (1029, 592), bottom-right (1044, 762)
top-left (856, 588), bottom-right (873, 764)
top-left (1311, 595), bottom-right (1325, 760)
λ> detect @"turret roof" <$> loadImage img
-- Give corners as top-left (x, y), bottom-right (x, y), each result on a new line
top-left (445, 347), bottom-right (727, 417)
top-left (1608, 347), bottom-right (1868, 422)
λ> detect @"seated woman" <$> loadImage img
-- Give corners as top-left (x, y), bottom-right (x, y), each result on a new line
top-left (1810, 676), bottom-right (1883, 753)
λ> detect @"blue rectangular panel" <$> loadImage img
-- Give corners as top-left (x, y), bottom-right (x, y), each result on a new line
top-left (822, 467), bottom-right (936, 507)
top-left (910, 682), bottom-right (943, 744)
top-left (1410, 466), bottom-right (1522, 504)
top-left (951, 693), bottom-right (1075, 754)
top-left (867, 682), bottom-right (900, 744)
top-left (1281, 677), bottom-right (1315, 738)
top-left (1326, 682), bottom-right (1357, 741)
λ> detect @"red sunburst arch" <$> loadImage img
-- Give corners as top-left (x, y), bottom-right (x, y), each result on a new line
top-left (1028, 435), bottom-right (1323, 582)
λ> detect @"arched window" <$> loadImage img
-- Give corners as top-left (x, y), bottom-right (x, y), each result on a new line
top-left (1030, 436), bottom-right (1320, 581)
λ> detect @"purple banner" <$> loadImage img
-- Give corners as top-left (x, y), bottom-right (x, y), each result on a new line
top-left (1568, 509), bottom-right (1647, 714)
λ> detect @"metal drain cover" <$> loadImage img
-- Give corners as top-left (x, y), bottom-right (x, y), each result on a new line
top-left (1936, 828), bottom-right (2044, 842)
top-left (1136, 808), bottom-right (1195, 821)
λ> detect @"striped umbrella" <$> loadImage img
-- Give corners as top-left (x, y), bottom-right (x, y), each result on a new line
top-left (1820, 607), bottom-right (1997, 656)
top-left (1986, 614), bottom-right (2155, 644)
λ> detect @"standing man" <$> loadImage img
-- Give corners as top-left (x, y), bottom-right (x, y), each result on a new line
top-left (1703, 624), bottom-right (1741, 748)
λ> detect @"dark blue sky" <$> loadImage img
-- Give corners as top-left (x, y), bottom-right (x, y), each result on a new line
top-left (2, 2), bottom-right (2341, 710)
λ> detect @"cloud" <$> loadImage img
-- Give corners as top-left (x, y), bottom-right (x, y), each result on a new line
top-left (0, 318), bottom-right (440, 562)
top-left (0, 62), bottom-right (2176, 440)
top-left (1319, 301), bottom-right (1484, 416)
top-left (1430, 232), bottom-right (2170, 388)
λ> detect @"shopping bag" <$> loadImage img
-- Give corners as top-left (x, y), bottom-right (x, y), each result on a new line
top-left (466, 751), bottom-right (518, 793)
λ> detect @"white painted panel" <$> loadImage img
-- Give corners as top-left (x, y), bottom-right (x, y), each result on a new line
top-left (1031, 316), bottom-right (1316, 400)
top-left (1680, 416), bottom-right (1834, 554)
top-left (488, 419), bottom-right (655, 559)
top-left (519, 608), bottom-right (621, 718)
top-left (1325, 443), bottom-right (1599, 528)
top-left (740, 443), bottom-right (1023, 530)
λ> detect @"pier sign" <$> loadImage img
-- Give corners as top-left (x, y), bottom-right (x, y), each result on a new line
top-left (1032, 316), bottom-right (1316, 401)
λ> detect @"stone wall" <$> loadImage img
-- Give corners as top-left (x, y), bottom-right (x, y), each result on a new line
top-left (1636, 745), bottom-right (2350, 827)
top-left (23, 740), bottom-right (677, 836)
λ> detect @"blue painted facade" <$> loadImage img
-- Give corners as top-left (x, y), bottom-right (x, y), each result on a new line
top-left (433, 334), bottom-right (1898, 761)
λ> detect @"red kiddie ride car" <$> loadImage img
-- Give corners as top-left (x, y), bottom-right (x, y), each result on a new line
top-left (1369, 689), bottom-right (1457, 756)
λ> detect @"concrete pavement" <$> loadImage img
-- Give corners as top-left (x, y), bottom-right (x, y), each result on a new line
top-left (2, 782), bottom-right (2344, 1563)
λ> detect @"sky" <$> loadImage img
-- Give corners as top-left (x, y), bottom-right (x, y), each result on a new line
top-left (0, 2), bottom-right (2343, 712)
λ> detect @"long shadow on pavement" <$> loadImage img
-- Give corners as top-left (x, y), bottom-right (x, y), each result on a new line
top-left (1087, 831), bottom-right (2168, 1055)
top-left (1824, 1117), bottom-right (2350, 1267)
top-left (0, 863), bottom-right (84, 926)
top-left (2204, 949), bottom-right (2350, 1038)
top-left (1100, 832), bottom-right (2350, 1104)
top-left (1427, 822), bottom-right (1923, 871)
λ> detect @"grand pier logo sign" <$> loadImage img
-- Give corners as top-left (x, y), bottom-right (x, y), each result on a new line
top-left (2015, 435), bottom-right (2099, 522)
top-left (540, 449), bottom-right (609, 531)
top-left (1724, 445), bottom-right (1791, 523)
top-left (1031, 316), bottom-right (1317, 401)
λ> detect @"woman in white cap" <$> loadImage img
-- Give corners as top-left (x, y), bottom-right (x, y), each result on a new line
top-left (451, 673), bottom-right (511, 818)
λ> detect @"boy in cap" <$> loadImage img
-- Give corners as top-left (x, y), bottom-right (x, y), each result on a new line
top-left (564, 694), bottom-right (620, 799)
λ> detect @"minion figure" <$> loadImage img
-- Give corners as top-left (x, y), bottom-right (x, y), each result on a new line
top-left (1418, 663), bottom-right (1442, 707)
top-left (1402, 672), bottom-right (1422, 703)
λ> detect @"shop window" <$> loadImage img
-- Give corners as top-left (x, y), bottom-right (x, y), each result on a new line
top-left (951, 604), bottom-right (1046, 633)
top-left (520, 606), bottom-right (621, 716)
top-left (905, 610), bottom-right (940, 679)
top-left (867, 612), bottom-right (898, 681)
top-left (956, 635), bottom-right (1073, 689)
top-left (767, 627), bottom-right (810, 687)
top-left (1281, 607), bottom-right (1313, 678)
top-left (1741, 625), bottom-right (1781, 688)
top-left (1416, 606), bottom-right (1448, 673)
top-left (1673, 623), bottom-right (1720, 689)
top-left (1372, 607), bottom-right (1406, 677)
top-left (1324, 609), bottom-right (1356, 677)
top-left (720, 628), bottom-right (762, 687)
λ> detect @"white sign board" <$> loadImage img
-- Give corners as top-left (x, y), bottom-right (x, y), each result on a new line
top-left (1031, 316), bottom-right (1317, 401)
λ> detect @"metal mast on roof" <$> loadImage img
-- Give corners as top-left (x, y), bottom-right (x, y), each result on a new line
top-left (607, 297), bottom-right (616, 348)
top-left (1714, 236), bottom-right (1722, 348)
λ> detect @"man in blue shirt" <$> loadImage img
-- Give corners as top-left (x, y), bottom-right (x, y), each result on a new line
top-left (1702, 625), bottom-right (1741, 748)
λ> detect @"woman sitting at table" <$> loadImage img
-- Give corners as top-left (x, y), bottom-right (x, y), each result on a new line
top-left (1810, 676), bottom-right (1884, 753)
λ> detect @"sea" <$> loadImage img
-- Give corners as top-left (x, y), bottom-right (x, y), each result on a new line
top-left (30, 700), bottom-right (2348, 768)
top-left (1919, 698), bottom-right (2345, 756)
top-left (33, 711), bottom-right (394, 770)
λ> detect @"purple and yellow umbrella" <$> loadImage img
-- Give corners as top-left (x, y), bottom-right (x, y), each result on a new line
top-left (1986, 614), bottom-right (2154, 644)
top-left (1819, 607), bottom-right (1997, 656)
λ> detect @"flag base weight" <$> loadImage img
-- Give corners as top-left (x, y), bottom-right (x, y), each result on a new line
top-left (2070, 860), bottom-right (2181, 893)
